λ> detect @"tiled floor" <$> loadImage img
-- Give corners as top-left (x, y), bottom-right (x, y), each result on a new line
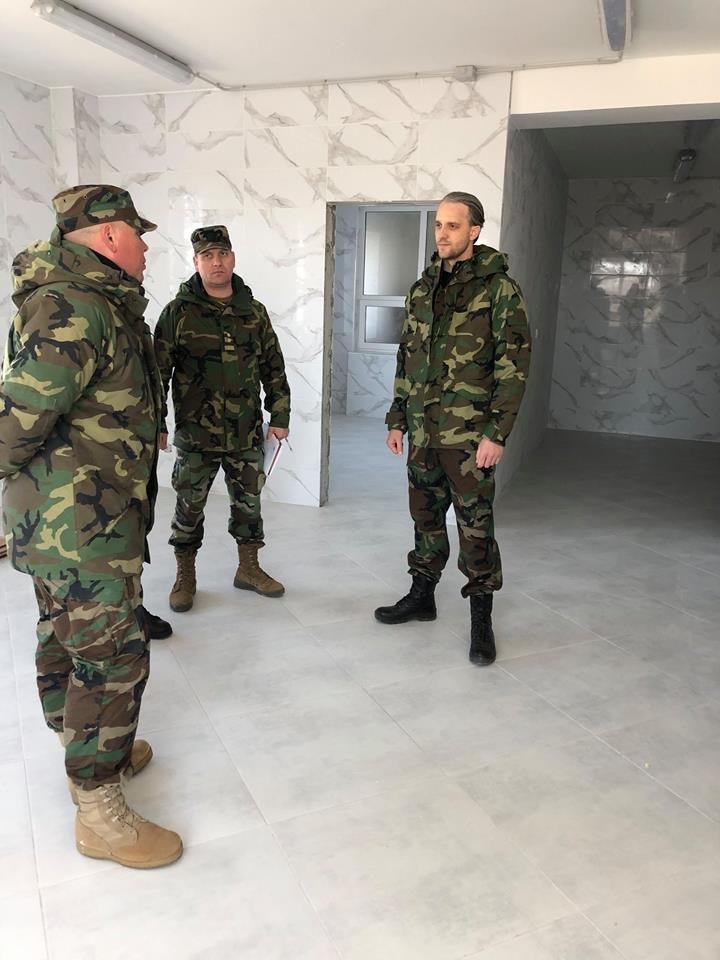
top-left (1, 417), bottom-right (719, 959)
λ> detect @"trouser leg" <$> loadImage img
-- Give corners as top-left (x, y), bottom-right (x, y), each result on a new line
top-left (33, 580), bottom-right (71, 734)
top-left (223, 449), bottom-right (265, 545)
top-left (33, 575), bottom-right (150, 788)
top-left (169, 449), bottom-right (221, 551)
top-left (439, 447), bottom-right (502, 596)
top-left (406, 445), bottom-right (452, 583)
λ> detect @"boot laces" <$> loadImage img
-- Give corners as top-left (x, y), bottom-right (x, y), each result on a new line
top-left (100, 784), bottom-right (145, 830)
top-left (175, 552), bottom-right (196, 589)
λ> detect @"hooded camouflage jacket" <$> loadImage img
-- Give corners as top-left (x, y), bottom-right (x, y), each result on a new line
top-left (385, 244), bottom-right (531, 448)
top-left (0, 234), bottom-right (162, 579)
top-left (154, 274), bottom-right (290, 453)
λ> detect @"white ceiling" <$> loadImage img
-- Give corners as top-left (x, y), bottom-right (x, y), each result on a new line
top-left (545, 119), bottom-right (720, 178)
top-left (0, 0), bottom-right (719, 97)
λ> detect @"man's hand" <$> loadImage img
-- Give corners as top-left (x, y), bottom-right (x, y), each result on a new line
top-left (387, 429), bottom-right (404, 455)
top-left (159, 432), bottom-right (169, 451)
top-left (267, 425), bottom-right (289, 441)
top-left (476, 436), bottom-right (503, 469)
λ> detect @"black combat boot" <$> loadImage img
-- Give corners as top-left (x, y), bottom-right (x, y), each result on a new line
top-left (469, 593), bottom-right (496, 665)
top-left (374, 575), bottom-right (437, 624)
top-left (141, 606), bottom-right (173, 640)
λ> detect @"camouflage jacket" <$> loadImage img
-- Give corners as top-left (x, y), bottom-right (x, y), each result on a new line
top-left (385, 244), bottom-right (531, 448)
top-left (0, 233), bottom-right (162, 580)
top-left (154, 274), bottom-right (291, 453)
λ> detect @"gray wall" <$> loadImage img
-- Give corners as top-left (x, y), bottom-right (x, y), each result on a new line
top-left (550, 177), bottom-right (720, 441)
top-left (497, 128), bottom-right (568, 491)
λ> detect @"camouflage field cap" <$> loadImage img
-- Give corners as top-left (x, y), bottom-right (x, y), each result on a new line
top-left (52, 184), bottom-right (157, 235)
top-left (191, 225), bottom-right (232, 254)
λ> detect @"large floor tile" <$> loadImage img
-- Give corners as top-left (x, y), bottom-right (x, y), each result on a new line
top-left (587, 864), bottom-right (720, 960)
top-left (371, 664), bottom-right (586, 776)
top-left (275, 778), bottom-right (572, 960)
top-left (0, 891), bottom-right (47, 960)
top-left (41, 827), bottom-right (340, 960)
top-left (219, 683), bottom-right (439, 822)
top-left (0, 761), bottom-right (38, 898)
top-left (602, 699), bottom-right (720, 821)
top-left (463, 913), bottom-right (625, 959)
top-left (124, 723), bottom-right (263, 846)
top-left (461, 737), bottom-right (720, 911)
top-left (502, 639), bottom-right (703, 734)
top-left (310, 615), bottom-right (467, 688)
top-left (171, 626), bottom-right (350, 723)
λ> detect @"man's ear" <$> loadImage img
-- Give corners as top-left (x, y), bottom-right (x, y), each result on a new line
top-left (101, 222), bottom-right (118, 253)
top-left (471, 224), bottom-right (481, 244)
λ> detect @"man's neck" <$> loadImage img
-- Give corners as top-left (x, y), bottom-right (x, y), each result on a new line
top-left (203, 283), bottom-right (233, 299)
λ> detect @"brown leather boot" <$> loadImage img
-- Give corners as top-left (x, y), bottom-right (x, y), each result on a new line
top-left (63, 735), bottom-right (153, 806)
top-left (75, 782), bottom-right (183, 869)
top-left (169, 549), bottom-right (197, 612)
top-left (233, 543), bottom-right (284, 597)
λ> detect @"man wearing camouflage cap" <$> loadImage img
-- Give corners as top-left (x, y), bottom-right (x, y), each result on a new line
top-left (374, 192), bottom-right (531, 666)
top-left (0, 184), bottom-right (182, 868)
top-left (155, 225), bottom-right (290, 612)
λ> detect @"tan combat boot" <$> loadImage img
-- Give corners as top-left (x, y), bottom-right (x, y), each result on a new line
top-left (233, 543), bottom-right (285, 597)
top-left (60, 733), bottom-right (153, 806)
top-left (169, 549), bottom-right (197, 612)
top-left (75, 782), bottom-right (183, 869)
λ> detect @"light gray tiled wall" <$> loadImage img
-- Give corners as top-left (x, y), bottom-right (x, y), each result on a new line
top-left (497, 128), bottom-right (568, 491)
top-left (550, 178), bottom-right (720, 441)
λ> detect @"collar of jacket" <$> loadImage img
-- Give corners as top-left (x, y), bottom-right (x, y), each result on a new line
top-left (11, 230), bottom-right (148, 319)
top-left (422, 243), bottom-right (509, 291)
top-left (178, 272), bottom-right (254, 315)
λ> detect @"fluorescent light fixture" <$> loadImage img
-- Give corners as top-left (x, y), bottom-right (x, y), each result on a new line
top-left (672, 148), bottom-right (696, 183)
top-left (598, 0), bottom-right (632, 53)
top-left (31, 0), bottom-right (194, 84)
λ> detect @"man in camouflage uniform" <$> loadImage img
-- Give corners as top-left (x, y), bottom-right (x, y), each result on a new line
top-left (375, 192), bottom-right (531, 665)
top-left (0, 185), bottom-right (182, 868)
top-left (154, 226), bottom-right (291, 612)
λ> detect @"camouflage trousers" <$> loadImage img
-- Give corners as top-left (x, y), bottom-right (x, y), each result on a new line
top-left (33, 575), bottom-right (149, 788)
top-left (407, 445), bottom-right (502, 596)
top-left (170, 448), bottom-right (265, 552)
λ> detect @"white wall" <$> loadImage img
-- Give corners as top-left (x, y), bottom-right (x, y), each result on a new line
top-left (496, 127), bottom-right (567, 492)
top-left (89, 74), bottom-right (513, 505)
top-left (0, 74), bottom-right (57, 342)
top-left (512, 53), bottom-right (720, 127)
top-left (550, 177), bottom-right (720, 441)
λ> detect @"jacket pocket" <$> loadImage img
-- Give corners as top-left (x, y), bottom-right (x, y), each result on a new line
top-left (73, 469), bottom-right (130, 550)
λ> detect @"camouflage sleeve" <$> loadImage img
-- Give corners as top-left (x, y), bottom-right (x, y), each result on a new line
top-left (0, 288), bottom-right (104, 477)
top-left (153, 303), bottom-right (176, 434)
top-left (384, 293), bottom-right (411, 432)
top-left (484, 275), bottom-right (531, 445)
top-left (257, 304), bottom-right (291, 429)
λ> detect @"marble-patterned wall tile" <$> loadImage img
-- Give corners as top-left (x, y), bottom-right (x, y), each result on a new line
top-left (345, 352), bottom-right (395, 418)
top-left (50, 88), bottom-right (78, 189)
top-left (245, 125), bottom-right (328, 169)
top-left (328, 122), bottom-right (418, 166)
top-left (244, 86), bottom-right (328, 128)
top-left (74, 91), bottom-right (101, 183)
top-left (165, 91), bottom-right (243, 135)
top-left (98, 95), bottom-right (166, 175)
top-left (0, 74), bottom-right (55, 255)
top-left (326, 165), bottom-right (417, 203)
top-left (328, 74), bottom-right (510, 124)
top-left (550, 177), bottom-right (720, 442)
top-left (244, 167), bottom-right (326, 208)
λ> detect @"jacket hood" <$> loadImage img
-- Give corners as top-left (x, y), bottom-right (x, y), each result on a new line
top-left (11, 231), bottom-right (147, 317)
top-left (423, 243), bottom-right (509, 283)
top-left (175, 272), bottom-right (254, 312)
